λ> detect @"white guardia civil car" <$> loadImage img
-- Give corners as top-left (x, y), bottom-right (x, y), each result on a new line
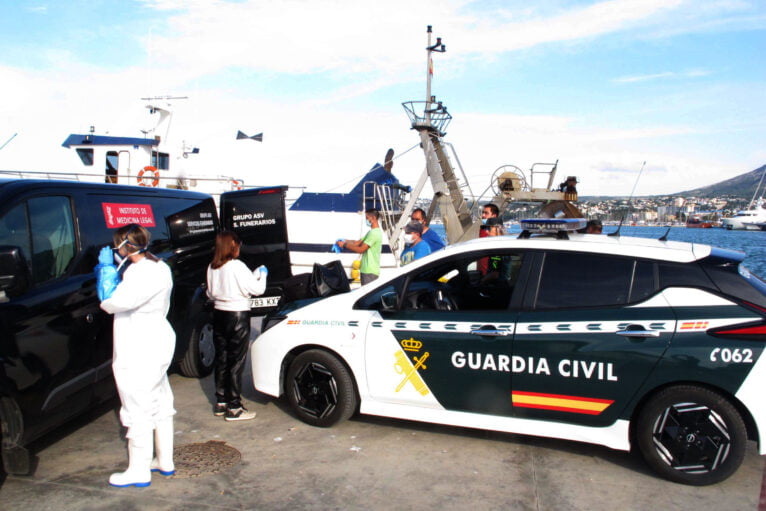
top-left (251, 225), bottom-right (766, 485)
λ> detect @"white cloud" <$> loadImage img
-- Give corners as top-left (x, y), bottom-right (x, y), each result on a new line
top-left (613, 69), bottom-right (712, 83)
top-left (1, 0), bottom-right (764, 200)
top-left (26, 4), bottom-right (48, 14)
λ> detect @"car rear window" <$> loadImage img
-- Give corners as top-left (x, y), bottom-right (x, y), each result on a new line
top-left (535, 252), bottom-right (634, 309)
top-left (700, 259), bottom-right (766, 309)
top-left (658, 261), bottom-right (713, 289)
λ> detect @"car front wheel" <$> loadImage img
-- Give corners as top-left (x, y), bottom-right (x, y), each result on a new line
top-left (636, 385), bottom-right (747, 486)
top-left (285, 350), bottom-right (357, 427)
top-left (178, 313), bottom-right (215, 378)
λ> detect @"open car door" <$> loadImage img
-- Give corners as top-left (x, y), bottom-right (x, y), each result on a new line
top-left (220, 186), bottom-right (292, 314)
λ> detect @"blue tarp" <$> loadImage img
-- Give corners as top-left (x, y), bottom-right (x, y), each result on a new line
top-left (290, 163), bottom-right (407, 212)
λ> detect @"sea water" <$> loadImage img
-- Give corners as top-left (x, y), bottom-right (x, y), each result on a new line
top-left (430, 225), bottom-right (766, 278)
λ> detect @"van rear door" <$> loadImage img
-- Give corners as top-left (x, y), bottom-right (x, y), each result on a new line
top-left (219, 186), bottom-right (291, 313)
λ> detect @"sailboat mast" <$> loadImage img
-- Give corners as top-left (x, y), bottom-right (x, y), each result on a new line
top-left (749, 166), bottom-right (766, 208)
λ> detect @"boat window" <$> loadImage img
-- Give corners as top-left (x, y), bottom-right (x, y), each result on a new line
top-left (106, 151), bottom-right (118, 183)
top-left (76, 148), bottom-right (94, 166)
top-left (535, 252), bottom-right (633, 309)
top-left (27, 196), bottom-right (76, 284)
top-left (152, 151), bottom-right (170, 170)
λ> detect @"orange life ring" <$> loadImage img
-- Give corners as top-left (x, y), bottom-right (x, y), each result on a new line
top-left (231, 179), bottom-right (243, 191)
top-left (137, 166), bottom-right (160, 187)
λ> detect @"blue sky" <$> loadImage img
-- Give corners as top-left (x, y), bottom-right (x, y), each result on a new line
top-left (0, 0), bottom-right (764, 196)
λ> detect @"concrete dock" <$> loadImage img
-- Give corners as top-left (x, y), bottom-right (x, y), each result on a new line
top-left (1, 333), bottom-right (763, 510)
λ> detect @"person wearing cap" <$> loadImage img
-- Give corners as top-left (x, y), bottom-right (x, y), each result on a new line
top-left (411, 208), bottom-right (445, 252)
top-left (337, 209), bottom-right (382, 284)
top-left (400, 220), bottom-right (431, 266)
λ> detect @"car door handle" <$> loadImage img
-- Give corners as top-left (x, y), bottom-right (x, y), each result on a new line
top-left (471, 329), bottom-right (512, 337)
top-left (616, 329), bottom-right (660, 338)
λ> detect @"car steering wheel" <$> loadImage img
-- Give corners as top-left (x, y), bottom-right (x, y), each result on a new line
top-left (433, 289), bottom-right (458, 311)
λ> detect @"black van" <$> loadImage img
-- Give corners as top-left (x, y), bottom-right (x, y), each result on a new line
top-left (0, 179), bottom-right (291, 474)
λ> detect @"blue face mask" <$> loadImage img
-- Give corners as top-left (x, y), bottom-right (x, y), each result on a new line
top-left (365, 219), bottom-right (371, 227)
top-left (481, 218), bottom-right (488, 225)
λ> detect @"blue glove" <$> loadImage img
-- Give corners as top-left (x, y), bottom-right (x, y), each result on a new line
top-left (257, 265), bottom-right (268, 277)
top-left (331, 239), bottom-right (343, 254)
top-left (95, 246), bottom-right (121, 301)
top-left (95, 264), bottom-right (120, 301)
top-left (98, 245), bottom-right (113, 265)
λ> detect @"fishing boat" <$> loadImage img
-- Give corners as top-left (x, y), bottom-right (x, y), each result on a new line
top-left (284, 25), bottom-right (582, 278)
top-left (686, 215), bottom-right (714, 228)
top-left (1, 26), bottom-right (582, 284)
top-left (54, 98), bottom-right (244, 195)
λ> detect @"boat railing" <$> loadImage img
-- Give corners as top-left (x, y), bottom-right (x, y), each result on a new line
top-left (402, 101), bottom-right (452, 136)
top-left (0, 169), bottom-right (248, 192)
top-left (362, 180), bottom-right (411, 257)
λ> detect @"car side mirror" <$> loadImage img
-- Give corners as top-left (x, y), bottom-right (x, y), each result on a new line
top-left (0, 245), bottom-right (30, 299)
top-left (380, 291), bottom-right (398, 310)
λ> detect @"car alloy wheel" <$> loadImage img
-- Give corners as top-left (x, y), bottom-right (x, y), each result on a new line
top-left (636, 385), bottom-right (746, 485)
top-left (285, 350), bottom-right (357, 427)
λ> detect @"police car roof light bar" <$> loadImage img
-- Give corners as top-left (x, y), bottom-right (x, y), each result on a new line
top-left (518, 218), bottom-right (587, 240)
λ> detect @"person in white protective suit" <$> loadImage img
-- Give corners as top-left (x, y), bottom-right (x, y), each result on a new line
top-left (99, 224), bottom-right (176, 488)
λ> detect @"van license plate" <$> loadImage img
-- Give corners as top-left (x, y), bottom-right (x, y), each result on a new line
top-left (250, 296), bottom-right (280, 308)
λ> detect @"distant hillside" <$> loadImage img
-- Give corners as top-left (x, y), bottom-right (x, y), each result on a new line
top-left (677, 164), bottom-right (766, 199)
top-left (580, 164), bottom-right (766, 201)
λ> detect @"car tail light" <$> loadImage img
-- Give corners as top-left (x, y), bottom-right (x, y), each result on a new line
top-left (709, 323), bottom-right (766, 338)
top-left (707, 301), bottom-right (766, 341)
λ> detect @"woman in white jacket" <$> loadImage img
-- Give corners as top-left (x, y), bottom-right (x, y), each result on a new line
top-left (206, 231), bottom-right (267, 421)
top-left (100, 224), bottom-right (175, 488)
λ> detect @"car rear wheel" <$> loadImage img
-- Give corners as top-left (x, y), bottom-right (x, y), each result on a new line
top-left (285, 350), bottom-right (357, 427)
top-left (636, 385), bottom-right (746, 486)
top-left (178, 313), bottom-right (215, 378)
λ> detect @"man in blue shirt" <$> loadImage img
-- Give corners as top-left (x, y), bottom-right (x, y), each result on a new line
top-left (400, 221), bottom-right (431, 265)
top-left (411, 208), bottom-right (445, 252)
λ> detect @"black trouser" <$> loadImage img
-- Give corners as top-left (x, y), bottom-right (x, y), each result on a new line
top-left (213, 310), bottom-right (251, 409)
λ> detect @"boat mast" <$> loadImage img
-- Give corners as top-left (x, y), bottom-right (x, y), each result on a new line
top-left (424, 26), bottom-right (444, 124)
top-left (749, 166), bottom-right (766, 209)
top-left (400, 26), bottom-right (478, 245)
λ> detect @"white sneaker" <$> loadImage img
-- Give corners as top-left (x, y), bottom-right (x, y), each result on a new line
top-left (224, 407), bottom-right (256, 421)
